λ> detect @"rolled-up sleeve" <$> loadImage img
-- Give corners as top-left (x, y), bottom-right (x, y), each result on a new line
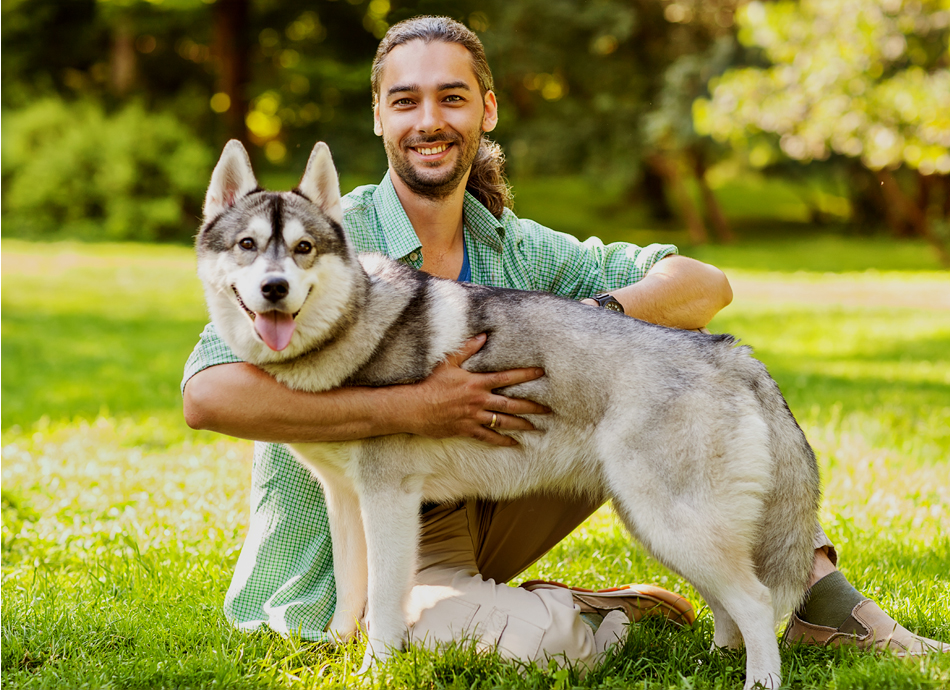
top-left (514, 219), bottom-right (677, 299)
top-left (181, 323), bottom-right (243, 395)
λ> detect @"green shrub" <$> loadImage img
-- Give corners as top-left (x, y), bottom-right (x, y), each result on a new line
top-left (1, 98), bottom-right (213, 242)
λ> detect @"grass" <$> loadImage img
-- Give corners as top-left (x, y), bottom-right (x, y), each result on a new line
top-left (2, 234), bottom-right (949, 689)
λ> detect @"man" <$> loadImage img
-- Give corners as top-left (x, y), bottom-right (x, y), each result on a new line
top-left (184, 16), bottom-right (947, 666)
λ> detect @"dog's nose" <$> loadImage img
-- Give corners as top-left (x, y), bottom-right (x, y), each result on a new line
top-left (261, 277), bottom-right (289, 302)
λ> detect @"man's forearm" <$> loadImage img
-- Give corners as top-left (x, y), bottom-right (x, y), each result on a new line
top-left (183, 341), bottom-right (550, 447)
top-left (183, 362), bottom-right (409, 443)
top-left (605, 255), bottom-right (732, 329)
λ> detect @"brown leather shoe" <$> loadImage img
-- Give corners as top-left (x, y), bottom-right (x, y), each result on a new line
top-left (520, 579), bottom-right (695, 627)
top-left (784, 599), bottom-right (950, 656)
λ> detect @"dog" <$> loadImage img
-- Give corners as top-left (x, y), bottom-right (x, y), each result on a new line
top-left (196, 140), bottom-right (821, 689)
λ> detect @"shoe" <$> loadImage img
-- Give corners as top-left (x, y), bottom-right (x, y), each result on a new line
top-left (520, 579), bottom-right (695, 627)
top-left (783, 599), bottom-right (950, 656)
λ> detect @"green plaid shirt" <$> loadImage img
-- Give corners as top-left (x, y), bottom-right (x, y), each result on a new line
top-left (182, 172), bottom-right (677, 639)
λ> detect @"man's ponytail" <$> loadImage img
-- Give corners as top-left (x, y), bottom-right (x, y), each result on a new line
top-left (467, 137), bottom-right (513, 219)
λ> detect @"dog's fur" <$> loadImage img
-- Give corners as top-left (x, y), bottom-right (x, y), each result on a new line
top-left (196, 140), bottom-right (822, 689)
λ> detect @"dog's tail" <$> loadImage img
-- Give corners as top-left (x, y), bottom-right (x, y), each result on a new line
top-left (746, 362), bottom-right (822, 623)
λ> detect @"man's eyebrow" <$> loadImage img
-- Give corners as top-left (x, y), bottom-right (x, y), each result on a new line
top-left (387, 83), bottom-right (420, 97)
top-left (386, 81), bottom-right (473, 98)
top-left (437, 81), bottom-right (472, 92)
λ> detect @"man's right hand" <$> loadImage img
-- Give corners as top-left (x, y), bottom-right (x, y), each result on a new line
top-left (403, 333), bottom-right (550, 447)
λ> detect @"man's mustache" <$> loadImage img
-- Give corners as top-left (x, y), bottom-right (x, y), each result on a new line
top-left (402, 134), bottom-right (461, 148)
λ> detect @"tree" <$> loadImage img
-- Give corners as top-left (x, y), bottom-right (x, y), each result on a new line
top-left (473, 0), bottom-right (743, 242)
top-left (696, 0), bottom-right (950, 265)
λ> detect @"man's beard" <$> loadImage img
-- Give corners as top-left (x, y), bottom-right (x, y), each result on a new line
top-left (384, 126), bottom-right (483, 200)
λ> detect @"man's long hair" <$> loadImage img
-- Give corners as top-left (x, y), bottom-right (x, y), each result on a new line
top-left (371, 16), bottom-right (513, 219)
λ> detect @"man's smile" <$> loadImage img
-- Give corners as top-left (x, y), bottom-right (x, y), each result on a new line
top-left (410, 142), bottom-right (453, 158)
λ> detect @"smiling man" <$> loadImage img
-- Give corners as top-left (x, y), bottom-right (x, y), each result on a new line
top-left (183, 15), bottom-right (947, 669)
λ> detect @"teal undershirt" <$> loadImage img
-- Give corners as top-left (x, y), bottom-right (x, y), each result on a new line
top-left (457, 234), bottom-right (471, 282)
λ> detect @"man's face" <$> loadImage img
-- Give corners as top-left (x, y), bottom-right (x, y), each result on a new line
top-left (374, 39), bottom-right (498, 200)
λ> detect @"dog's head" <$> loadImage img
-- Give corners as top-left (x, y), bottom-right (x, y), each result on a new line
top-left (197, 141), bottom-right (361, 363)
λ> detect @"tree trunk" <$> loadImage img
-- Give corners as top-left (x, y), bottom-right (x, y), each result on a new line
top-left (876, 168), bottom-right (950, 268)
top-left (110, 15), bottom-right (136, 95)
top-left (632, 166), bottom-right (676, 222)
top-left (648, 153), bottom-right (709, 245)
top-left (212, 0), bottom-right (250, 144)
top-left (690, 148), bottom-right (734, 243)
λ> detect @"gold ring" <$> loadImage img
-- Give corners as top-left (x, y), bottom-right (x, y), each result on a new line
top-left (489, 413), bottom-right (498, 429)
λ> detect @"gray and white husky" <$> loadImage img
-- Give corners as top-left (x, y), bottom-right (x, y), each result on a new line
top-left (196, 140), bottom-right (821, 689)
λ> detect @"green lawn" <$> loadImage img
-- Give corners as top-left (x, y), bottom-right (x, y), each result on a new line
top-left (2, 236), bottom-right (949, 689)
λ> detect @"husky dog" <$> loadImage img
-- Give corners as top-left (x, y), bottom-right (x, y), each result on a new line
top-left (196, 140), bottom-right (821, 690)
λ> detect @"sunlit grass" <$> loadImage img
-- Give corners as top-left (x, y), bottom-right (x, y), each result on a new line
top-left (2, 238), bottom-right (949, 688)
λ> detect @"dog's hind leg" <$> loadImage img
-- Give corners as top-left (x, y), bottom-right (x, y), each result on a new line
top-left (695, 589), bottom-right (743, 650)
top-left (356, 474), bottom-right (424, 673)
top-left (607, 474), bottom-right (781, 688)
top-left (704, 578), bottom-right (780, 690)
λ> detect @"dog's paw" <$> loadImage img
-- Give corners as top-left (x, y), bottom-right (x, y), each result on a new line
top-left (744, 672), bottom-right (781, 690)
top-left (327, 610), bottom-right (361, 642)
top-left (356, 650), bottom-right (377, 675)
top-left (357, 644), bottom-right (396, 675)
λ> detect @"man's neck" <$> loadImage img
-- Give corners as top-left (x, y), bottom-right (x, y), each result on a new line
top-left (389, 168), bottom-right (468, 279)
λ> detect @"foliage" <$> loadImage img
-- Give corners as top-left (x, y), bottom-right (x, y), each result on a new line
top-left (481, 0), bottom-right (741, 184)
top-left (696, 0), bottom-right (950, 174)
top-left (1, 97), bottom-right (212, 241)
top-left (2, 239), bottom-right (949, 688)
top-left (3, 0), bottom-right (948, 254)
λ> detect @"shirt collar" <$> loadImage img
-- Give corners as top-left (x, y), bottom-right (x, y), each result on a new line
top-left (372, 173), bottom-right (422, 260)
top-left (372, 172), bottom-right (506, 257)
top-left (462, 189), bottom-right (506, 251)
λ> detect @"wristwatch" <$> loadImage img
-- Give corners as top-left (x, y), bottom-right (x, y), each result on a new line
top-left (591, 293), bottom-right (625, 314)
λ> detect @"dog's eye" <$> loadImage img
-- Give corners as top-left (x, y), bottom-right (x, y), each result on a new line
top-left (238, 238), bottom-right (256, 251)
top-left (295, 240), bottom-right (313, 254)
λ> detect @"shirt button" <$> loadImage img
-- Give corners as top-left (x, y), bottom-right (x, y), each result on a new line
top-left (409, 252), bottom-right (419, 261)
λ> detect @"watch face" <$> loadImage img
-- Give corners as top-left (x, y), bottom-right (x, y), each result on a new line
top-left (593, 293), bottom-right (624, 313)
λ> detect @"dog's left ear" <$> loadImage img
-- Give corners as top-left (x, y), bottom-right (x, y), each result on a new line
top-left (296, 142), bottom-right (343, 225)
top-left (204, 140), bottom-right (259, 221)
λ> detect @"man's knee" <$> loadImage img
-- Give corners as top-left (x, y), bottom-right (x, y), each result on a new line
top-left (407, 571), bottom-right (597, 665)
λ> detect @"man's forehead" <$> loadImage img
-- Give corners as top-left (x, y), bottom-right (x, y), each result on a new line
top-left (379, 39), bottom-right (480, 93)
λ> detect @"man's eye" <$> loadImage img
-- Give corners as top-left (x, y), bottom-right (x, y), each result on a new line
top-left (295, 240), bottom-right (313, 254)
top-left (238, 238), bottom-right (256, 250)
top-left (444, 95), bottom-right (464, 102)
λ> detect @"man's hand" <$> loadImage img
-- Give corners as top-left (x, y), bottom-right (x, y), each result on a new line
top-left (401, 334), bottom-right (550, 447)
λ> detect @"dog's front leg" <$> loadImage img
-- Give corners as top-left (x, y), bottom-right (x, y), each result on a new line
top-left (356, 478), bottom-right (423, 674)
top-left (311, 466), bottom-right (368, 641)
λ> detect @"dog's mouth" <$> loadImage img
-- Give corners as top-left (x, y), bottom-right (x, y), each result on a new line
top-left (232, 286), bottom-right (311, 352)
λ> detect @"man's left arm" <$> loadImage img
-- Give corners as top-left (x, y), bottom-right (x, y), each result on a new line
top-left (580, 255), bottom-right (733, 330)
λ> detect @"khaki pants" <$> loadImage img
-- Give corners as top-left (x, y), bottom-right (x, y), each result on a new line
top-left (405, 494), bottom-right (836, 666)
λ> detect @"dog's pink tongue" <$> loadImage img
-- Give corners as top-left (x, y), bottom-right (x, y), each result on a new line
top-left (254, 311), bottom-right (296, 351)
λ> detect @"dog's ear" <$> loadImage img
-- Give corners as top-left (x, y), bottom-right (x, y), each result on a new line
top-left (204, 140), bottom-right (259, 221)
top-left (296, 141), bottom-right (343, 225)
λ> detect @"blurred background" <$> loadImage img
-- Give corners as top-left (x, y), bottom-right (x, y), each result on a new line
top-left (2, 0), bottom-right (949, 266)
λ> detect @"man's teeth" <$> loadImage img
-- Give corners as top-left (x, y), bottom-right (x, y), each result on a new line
top-left (416, 144), bottom-right (449, 155)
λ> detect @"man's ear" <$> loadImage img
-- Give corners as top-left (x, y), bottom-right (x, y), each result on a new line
top-left (296, 141), bottom-right (343, 225)
top-left (204, 140), bottom-right (259, 221)
top-left (482, 90), bottom-right (498, 133)
top-left (373, 101), bottom-right (383, 137)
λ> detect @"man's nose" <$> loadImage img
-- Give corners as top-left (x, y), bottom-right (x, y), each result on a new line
top-left (417, 99), bottom-right (444, 133)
